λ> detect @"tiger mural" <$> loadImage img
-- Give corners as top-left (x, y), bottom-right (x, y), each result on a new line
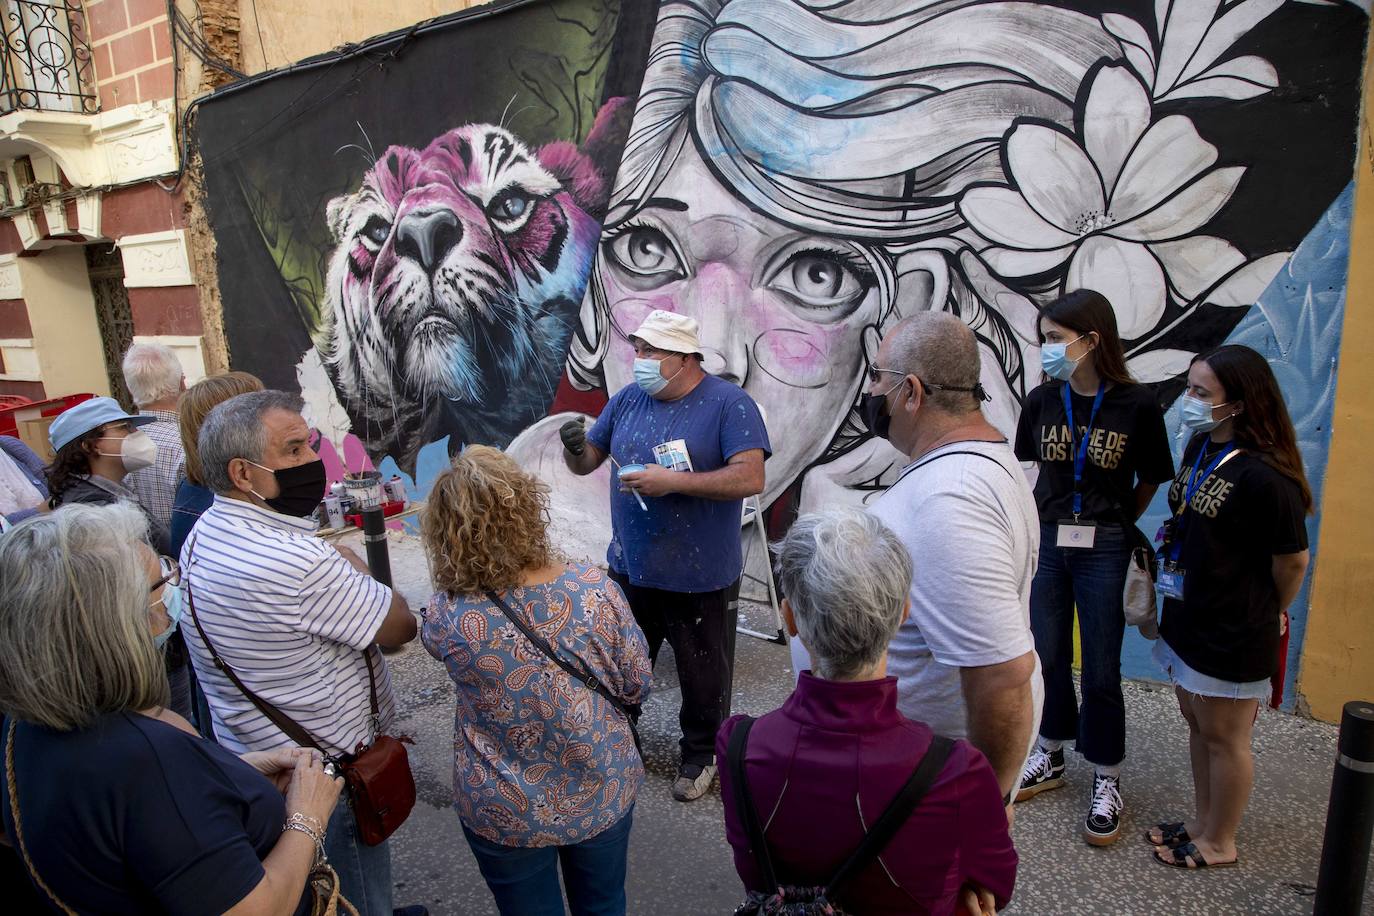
top-left (320, 100), bottom-right (628, 471)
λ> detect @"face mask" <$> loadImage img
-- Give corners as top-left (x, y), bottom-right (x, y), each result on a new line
top-left (633, 356), bottom-right (683, 396)
top-left (246, 458), bottom-right (327, 517)
top-left (860, 378), bottom-right (907, 441)
top-left (99, 430), bottom-right (158, 473)
top-left (152, 583), bottom-right (184, 650)
top-left (1179, 395), bottom-right (1234, 433)
top-left (1040, 336), bottom-right (1083, 381)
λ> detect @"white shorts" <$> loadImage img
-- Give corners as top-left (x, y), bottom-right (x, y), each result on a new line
top-left (1153, 638), bottom-right (1269, 702)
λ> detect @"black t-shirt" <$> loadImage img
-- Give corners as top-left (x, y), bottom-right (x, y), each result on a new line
top-left (0, 712), bottom-right (309, 916)
top-left (1014, 381), bottom-right (1175, 523)
top-left (1158, 436), bottom-right (1309, 683)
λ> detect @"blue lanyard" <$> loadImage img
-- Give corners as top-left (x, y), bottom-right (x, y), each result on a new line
top-left (1061, 381), bottom-right (1106, 520)
top-left (1167, 441), bottom-right (1236, 563)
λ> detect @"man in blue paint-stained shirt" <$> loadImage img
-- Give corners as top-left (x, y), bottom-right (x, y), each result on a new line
top-left (560, 309), bottom-right (771, 802)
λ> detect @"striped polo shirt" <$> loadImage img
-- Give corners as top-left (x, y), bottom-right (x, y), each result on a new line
top-left (180, 496), bottom-right (396, 756)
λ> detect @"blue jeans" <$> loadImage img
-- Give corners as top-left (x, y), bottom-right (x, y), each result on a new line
top-left (324, 789), bottom-right (393, 916)
top-left (462, 806), bottom-right (634, 916)
top-left (1031, 522), bottom-right (1130, 766)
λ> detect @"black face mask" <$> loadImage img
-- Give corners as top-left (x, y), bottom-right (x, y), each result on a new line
top-left (860, 392), bottom-right (893, 440)
top-left (248, 458), bottom-right (326, 517)
top-left (860, 379), bottom-right (907, 441)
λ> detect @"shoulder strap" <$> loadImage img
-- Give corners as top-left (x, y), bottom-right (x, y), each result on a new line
top-left (825, 735), bottom-right (956, 896)
top-left (725, 716), bottom-right (779, 893)
top-left (485, 589), bottom-right (642, 752)
top-left (183, 535), bottom-right (329, 755)
top-left (5, 720), bottom-right (77, 915)
top-left (895, 448), bottom-right (1014, 487)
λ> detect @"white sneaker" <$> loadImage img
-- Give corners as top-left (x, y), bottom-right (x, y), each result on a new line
top-left (671, 763), bottom-right (717, 801)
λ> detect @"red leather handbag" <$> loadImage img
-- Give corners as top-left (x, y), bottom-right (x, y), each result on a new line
top-left (187, 580), bottom-right (415, 845)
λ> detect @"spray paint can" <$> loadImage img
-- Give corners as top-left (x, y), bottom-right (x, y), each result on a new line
top-left (324, 495), bottom-right (345, 529)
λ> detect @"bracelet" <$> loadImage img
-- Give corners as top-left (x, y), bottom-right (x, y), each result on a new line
top-left (283, 815), bottom-right (326, 865)
top-left (287, 811), bottom-right (324, 836)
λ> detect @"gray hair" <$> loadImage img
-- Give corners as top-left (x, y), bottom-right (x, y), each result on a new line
top-left (884, 312), bottom-right (983, 413)
top-left (199, 390), bottom-right (305, 495)
top-left (122, 342), bottom-right (184, 408)
top-left (774, 508), bottom-right (912, 681)
top-left (0, 502), bottom-right (167, 730)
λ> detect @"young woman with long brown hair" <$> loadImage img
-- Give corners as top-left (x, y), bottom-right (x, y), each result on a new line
top-left (1147, 344), bottom-right (1310, 870)
top-left (1013, 289), bottom-right (1175, 846)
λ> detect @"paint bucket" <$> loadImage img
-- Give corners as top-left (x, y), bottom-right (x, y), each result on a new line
top-left (342, 470), bottom-right (384, 510)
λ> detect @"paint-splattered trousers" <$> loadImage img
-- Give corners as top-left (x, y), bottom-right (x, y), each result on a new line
top-left (609, 571), bottom-right (740, 767)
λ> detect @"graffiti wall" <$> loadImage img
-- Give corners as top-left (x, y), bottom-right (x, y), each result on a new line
top-left (195, 0), bottom-right (659, 479)
top-left (197, 0), bottom-right (1369, 696)
top-left (506, 0), bottom-right (1370, 693)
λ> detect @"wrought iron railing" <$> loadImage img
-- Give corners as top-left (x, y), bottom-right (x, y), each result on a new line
top-left (0, 0), bottom-right (97, 115)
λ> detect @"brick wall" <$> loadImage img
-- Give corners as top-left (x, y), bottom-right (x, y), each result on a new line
top-left (87, 0), bottom-right (176, 110)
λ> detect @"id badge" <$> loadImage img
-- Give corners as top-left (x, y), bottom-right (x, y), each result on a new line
top-left (1056, 520), bottom-right (1097, 549)
top-left (653, 438), bottom-right (693, 472)
top-left (1157, 561), bottom-right (1185, 600)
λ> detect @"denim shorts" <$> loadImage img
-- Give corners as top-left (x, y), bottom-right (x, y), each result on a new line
top-left (1153, 638), bottom-right (1270, 701)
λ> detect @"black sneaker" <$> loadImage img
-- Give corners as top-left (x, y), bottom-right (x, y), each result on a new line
top-left (1015, 746), bottom-right (1065, 802)
top-left (1084, 773), bottom-right (1123, 846)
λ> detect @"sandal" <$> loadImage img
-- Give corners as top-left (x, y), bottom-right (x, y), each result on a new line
top-left (1143, 822), bottom-right (1191, 847)
top-left (1152, 840), bottom-right (1239, 870)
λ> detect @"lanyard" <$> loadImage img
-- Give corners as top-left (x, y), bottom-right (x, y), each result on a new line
top-left (1166, 441), bottom-right (1237, 563)
top-left (1061, 381), bottom-right (1106, 520)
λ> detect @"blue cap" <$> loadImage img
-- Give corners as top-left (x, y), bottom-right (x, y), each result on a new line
top-left (48, 397), bottom-right (156, 453)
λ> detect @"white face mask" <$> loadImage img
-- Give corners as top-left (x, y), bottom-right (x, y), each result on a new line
top-left (1179, 394), bottom-right (1235, 433)
top-left (98, 430), bottom-right (158, 473)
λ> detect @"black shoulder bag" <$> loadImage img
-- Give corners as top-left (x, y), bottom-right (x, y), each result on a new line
top-left (726, 717), bottom-right (954, 915)
top-left (485, 589), bottom-right (643, 757)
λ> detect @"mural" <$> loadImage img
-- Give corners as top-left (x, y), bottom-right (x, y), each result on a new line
top-left (509, 0), bottom-right (1369, 569)
top-left (195, 0), bottom-right (659, 475)
top-left (197, 0), bottom-right (1368, 689)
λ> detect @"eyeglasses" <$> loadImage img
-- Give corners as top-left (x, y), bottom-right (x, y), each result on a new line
top-left (866, 366), bottom-right (905, 385)
top-left (867, 366), bottom-right (979, 398)
top-left (150, 555), bottom-right (181, 593)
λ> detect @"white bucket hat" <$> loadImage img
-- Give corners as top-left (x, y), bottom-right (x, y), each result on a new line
top-left (631, 310), bottom-right (703, 356)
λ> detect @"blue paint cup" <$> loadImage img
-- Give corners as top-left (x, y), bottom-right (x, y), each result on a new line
top-left (617, 464), bottom-right (649, 510)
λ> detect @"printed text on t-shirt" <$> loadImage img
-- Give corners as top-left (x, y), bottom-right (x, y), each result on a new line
top-left (1037, 425), bottom-right (1129, 469)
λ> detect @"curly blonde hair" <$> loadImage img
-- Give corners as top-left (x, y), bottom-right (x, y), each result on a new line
top-left (423, 445), bottom-right (554, 595)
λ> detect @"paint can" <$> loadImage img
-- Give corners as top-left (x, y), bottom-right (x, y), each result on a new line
top-left (342, 470), bottom-right (384, 510)
top-left (324, 495), bottom-right (345, 530)
top-left (384, 476), bottom-right (407, 506)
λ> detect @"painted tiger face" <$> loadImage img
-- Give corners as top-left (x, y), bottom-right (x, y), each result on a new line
top-left (324, 124), bottom-right (601, 410)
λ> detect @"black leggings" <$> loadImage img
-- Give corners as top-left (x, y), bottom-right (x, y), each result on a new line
top-left (609, 572), bottom-right (740, 766)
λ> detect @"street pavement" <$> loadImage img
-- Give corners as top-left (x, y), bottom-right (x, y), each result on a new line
top-left (369, 531), bottom-right (1370, 915)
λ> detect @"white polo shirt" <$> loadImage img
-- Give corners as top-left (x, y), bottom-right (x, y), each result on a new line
top-left (180, 496), bottom-right (396, 756)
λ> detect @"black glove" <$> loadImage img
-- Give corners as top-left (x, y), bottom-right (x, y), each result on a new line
top-left (559, 419), bottom-right (586, 456)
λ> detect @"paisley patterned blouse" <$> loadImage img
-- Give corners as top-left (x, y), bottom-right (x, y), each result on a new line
top-left (422, 562), bottom-right (653, 847)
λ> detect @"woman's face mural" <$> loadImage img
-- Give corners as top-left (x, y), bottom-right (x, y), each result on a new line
top-left (597, 143), bottom-right (900, 500)
top-left (566, 0), bottom-right (1367, 518)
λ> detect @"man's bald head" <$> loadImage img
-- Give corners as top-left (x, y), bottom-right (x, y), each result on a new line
top-left (880, 313), bottom-right (985, 414)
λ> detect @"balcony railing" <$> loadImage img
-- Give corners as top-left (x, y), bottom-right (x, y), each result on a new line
top-left (0, 0), bottom-right (97, 115)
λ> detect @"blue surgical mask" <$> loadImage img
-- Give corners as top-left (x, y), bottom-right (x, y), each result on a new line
top-left (1040, 336), bottom-right (1083, 381)
top-left (152, 583), bottom-right (185, 650)
top-left (633, 356), bottom-right (683, 396)
top-left (1179, 394), bottom-right (1233, 432)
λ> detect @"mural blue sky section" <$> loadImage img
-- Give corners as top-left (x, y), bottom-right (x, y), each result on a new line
top-left (1128, 184), bottom-right (1356, 702)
